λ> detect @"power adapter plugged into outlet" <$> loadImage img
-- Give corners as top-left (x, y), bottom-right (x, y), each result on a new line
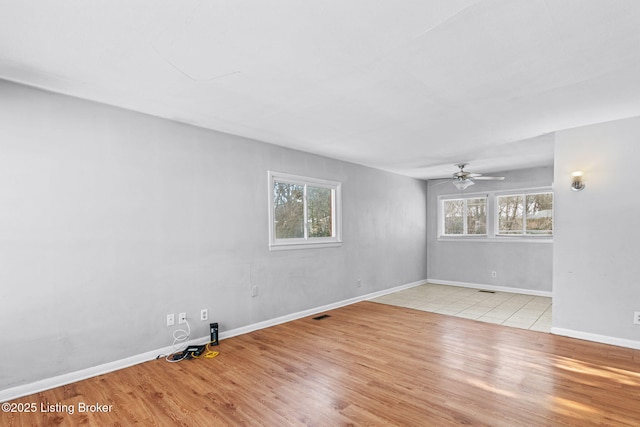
top-left (172, 345), bottom-right (207, 361)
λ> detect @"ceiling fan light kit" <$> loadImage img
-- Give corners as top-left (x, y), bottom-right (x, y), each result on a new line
top-left (453, 178), bottom-right (475, 190)
top-left (451, 163), bottom-right (504, 190)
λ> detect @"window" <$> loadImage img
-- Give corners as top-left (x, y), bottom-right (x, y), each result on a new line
top-left (442, 197), bottom-right (487, 236)
top-left (497, 192), bottom-right (553, 236)
top-left (268, 171), bottom-right (342, 250)
top-left (438, 188), bottom-right (553, 240)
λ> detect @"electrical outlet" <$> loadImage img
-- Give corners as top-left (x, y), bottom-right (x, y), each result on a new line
top-left (356, 279), bottom-right (362, 288)
top-left (178, 312), bottom-right (187, 324)
top-left (491, 271), bottom-right (497, 278)
top-left (251, 286), bottom-right (258, 297)
top-left (166, 314), bottom-right (175, 326)
top-left (634, 311), bottom-right (640, 325)
top-left (200, 309), bottom-right (208, 321)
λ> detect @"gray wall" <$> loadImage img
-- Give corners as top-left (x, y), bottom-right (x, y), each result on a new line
top-left (427, 166), bottom-right (554, 293)
top-left (554, 116), bottom-right (640, 346)
top-left (0, 80), bottom-right (428, 390)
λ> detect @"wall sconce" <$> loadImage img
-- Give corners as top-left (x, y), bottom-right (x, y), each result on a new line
top-left (571, 171), bottom-right (585, 191)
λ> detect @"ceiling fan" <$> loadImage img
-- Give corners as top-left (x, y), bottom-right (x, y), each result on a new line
top-left (450, 163), bottom-right (505, 190)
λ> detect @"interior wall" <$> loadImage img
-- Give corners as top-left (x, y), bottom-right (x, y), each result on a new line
top-left (553, 116), bottom-right (640, 347)
top-left (0, 80), bottom-right (428, 390)
top-left (427, 165), bottom-right (554, 293)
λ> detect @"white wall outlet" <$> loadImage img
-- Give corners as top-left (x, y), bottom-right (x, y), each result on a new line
top-left (491, 271), bottom-right (497, 278)
top-left (356, 279), bottom-right (362, 288)
top-left (166, 314), bottom-right (175, 326)
top-left (634, 311), bottom-right (640, 325)
top-left (200, 309), bottom-right (208, 321)
top-left (251, 286), bottom-right (258, 297)
top-left (178, 312), bottom-right (187, 324)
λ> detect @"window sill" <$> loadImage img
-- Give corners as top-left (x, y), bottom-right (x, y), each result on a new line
top-left (437, 237), bottom-right (552, 244)
top-left (269, 241), bottom-right (343, 251)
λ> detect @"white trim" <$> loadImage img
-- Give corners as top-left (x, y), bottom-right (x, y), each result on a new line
top-left (221, 279), bottom-right (426, 339)
top-left (495, 190), bottom-right (554, 237)
top-left (437, 186), bottom-right (554, 241)
top-left (427, 278), bottom-right (553, 297)
top-left (493, 186), bottom-right (553, 197)
top-left (439, 195), bottom-right (488, 237)
top-left (268, 241), bottom-right (343, 251)
top-left (0, 344), bottom-right (179, 403)
top-left (437, 237), bottom-right (553, 244)
top-left (550, 327), bottom-right (640, 350)
top-left (438, 186), bottom-right (553, 200)
top-left (0, 279), bottom-right (427, 403)
top-left (267, 170), bottom-right (342, 251)
top-left (438, 191), bottom-right (490, 201)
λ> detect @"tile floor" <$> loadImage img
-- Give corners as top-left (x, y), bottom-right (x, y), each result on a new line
top-left (370, 283), bottom-right (552, 332)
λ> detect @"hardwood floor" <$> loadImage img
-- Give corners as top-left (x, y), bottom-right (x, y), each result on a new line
top-left (3, 301), bottom-right (640, 426)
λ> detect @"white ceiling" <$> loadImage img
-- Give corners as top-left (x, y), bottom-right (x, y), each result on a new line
top-left (2, 1), bottom-right (640, 179)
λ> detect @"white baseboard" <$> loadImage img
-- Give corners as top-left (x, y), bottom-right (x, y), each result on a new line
top-left (550, 327), bottom-right (640, 350)
top-left (427, 278), bottom-right (553, 297)
top-left (0, 344), bottom-right (179, 403)
top-left (0, 278), bottom-right (427, 403)
top-left (221, 279), bottom-right (426, 340)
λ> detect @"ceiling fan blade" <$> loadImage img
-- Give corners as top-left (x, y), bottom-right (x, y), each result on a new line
top-left (431, 179), bottom-right (455, 187)
top-left (473, 176), bottom-right (505, 180)
top-left (439, 163), bottom-right (507, 184)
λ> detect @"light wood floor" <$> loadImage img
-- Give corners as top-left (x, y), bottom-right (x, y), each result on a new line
top-left (3, 301), bottom-right (640, 426)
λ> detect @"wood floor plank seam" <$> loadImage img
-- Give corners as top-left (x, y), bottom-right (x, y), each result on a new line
top-left (2, 301), bottom-right (639, 426)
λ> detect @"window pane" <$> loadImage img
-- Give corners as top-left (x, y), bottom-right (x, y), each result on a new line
top-left (444, 200), bottom-right (464, 234)
top-left (273, 182), bottom-right (304, 238)
top-left (307, 186), bottom-right (333, 238)
top-left (526, 193), bottom-right (553, 235)
top-left (467, 198), bottom-right (487, 234)
top-left (498, 195), bottom-right (523, 234)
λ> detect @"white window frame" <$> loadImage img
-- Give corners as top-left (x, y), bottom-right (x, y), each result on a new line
top-left (495, 189), bottom-right (554, 237)
top-left (439, 194), bottom-right (488, 237)
top-left (437, 187), bottom-right (553, 242)
top-left (268, 171), bottom-right (342, 251)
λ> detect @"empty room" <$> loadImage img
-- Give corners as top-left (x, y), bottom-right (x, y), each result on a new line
top-left (1, 1), bottom-right (640, 426)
